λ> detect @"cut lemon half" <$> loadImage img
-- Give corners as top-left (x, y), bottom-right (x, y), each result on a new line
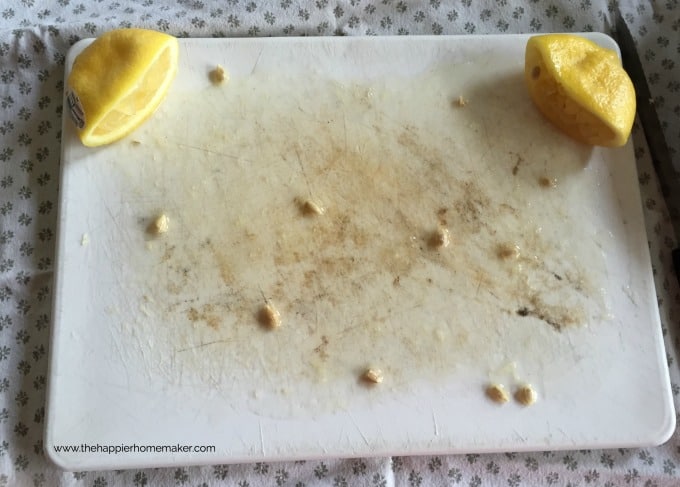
top-left (67, 28), bottom-right (179, 147)
top-left (525, 34), bottom-right (635, 147)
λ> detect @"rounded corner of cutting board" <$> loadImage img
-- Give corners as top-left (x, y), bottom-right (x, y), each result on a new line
top-left (647, 401), bottom-right (677, 447)
top-left (43, 435), bottom-right (76, 472)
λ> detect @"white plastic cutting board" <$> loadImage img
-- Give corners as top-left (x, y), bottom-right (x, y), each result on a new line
top-left (46, 34), bottom-right (675, 471)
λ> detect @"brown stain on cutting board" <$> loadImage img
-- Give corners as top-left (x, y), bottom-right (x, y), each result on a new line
top-left (187, 303), bottom-right (221, 330)
top-left (132, 66), bottom-right (607, 415)
top-left (208, 242), bottom-right (236, 287)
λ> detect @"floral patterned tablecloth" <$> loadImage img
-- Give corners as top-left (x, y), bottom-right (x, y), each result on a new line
top-left (1, 1), bottom-right (680, 486)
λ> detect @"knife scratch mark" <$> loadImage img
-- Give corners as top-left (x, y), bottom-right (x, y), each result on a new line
top-left (251, 48), bottom-right (264, 74)
top-left (175, 340), bottom-right (231, 353)
top-left (565, 333), bottom-right (582, 369)
top-left (107, 322), bottom-right (132, 389)
top-left (258, 285), bottom-right (268, 303)
top-left (294, 145), bottom-right (314, 198)
top-left (103, 201), bottom-right (125, 241)
top-left (348, 412), bottom-right (370, 447)
top-left (512, 429), bottom-right (527, 443)
top-left (259, 420), bottom-right (266, 456)
top-left (343, 112), bottom-right (348, 155)
top-left (173, 142), bottom-right (247, 161)
top-left (432, 409), bottom-right (439, 436)
top-left (336, 321), bottom-right (365, 339)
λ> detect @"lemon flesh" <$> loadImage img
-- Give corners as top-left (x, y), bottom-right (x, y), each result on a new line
top-left (67, 28), bottom-right (179, 147)
top-left (525, 34), bottom-right (635, 147)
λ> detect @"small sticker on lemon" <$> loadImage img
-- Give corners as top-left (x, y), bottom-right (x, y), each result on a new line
top-left (67, 28), bottom-right (179, 147)
top-left (525, 34), bottom-right (635, 147)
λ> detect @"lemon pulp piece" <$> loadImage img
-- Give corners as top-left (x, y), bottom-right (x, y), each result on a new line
top-left (524, 34), bottom-right (635, 147)
top-left (67, 28), bottom-right (179, 147)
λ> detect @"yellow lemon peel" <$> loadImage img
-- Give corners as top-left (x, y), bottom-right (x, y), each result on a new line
top-left (525, 34), bottom-right (635, 147)
top-left (67, 28), bottom-right (179, 147)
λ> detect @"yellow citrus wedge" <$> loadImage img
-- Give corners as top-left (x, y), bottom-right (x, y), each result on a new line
top-left (66, 28), bottom-right (179, 147)
top-left (524, 34), bottom-right (636, 147)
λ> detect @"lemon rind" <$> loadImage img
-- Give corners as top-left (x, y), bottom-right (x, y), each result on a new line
top-left (80, 40), bottom-right (178, 147)
top-left (67, 29), bottom-right (179, 147)
top-left (526, 34), bottom-right (636, 148)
